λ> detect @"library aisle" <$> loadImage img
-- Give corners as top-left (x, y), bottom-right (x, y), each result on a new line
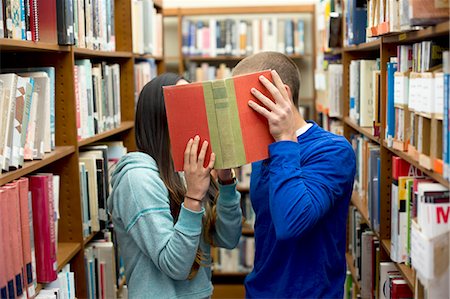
top-left (0, 0), bottom-right (448, 298)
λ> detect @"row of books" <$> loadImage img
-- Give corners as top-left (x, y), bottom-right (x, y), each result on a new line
top-left (131, 0), bottom-right (163, 56)
top-left (0, 68), bottom-right (55, 172)
top-left (79, 141), bottom-right (126, 238)
top-left (0, 0), bottom-right (116, 50)
top-left (181, 17), bottom-right (306, 57)
top-left (134, 59), bottom-right (158, 105)
top-left (74, 60), bottom-right (121, 141)
top-left (212, 236), bottom-right (254, 274)
top-left (316, 63), bottom-right (343, 118)
top-left (36, 265), bottom-right (75, 299)
top-left (185, 62), bottom-right (232, 83)
top-left (386, 50), bottom-right (449, 177)
top-left (0, 174), bottom-right (60, 299)
top-left (344, 0), bottom-right (449, 46)
top-left (84, 238), bottom-right (118, 299)
top-left (348, 207), bottom-right (413, 299)
top-left (348, 59), bottom-right (381, 135)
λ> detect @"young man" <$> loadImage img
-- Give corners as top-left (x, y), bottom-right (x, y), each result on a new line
top-left (233, 52), bottom-right (356, 298)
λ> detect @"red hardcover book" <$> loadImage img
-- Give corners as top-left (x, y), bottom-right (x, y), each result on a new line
top-left (36, 0), bottom-right (57, 43)
top-left (3, 183), bottom-right (25, 298)
top-left (392, 156), bottom-right (422, 180)
top-left (0, 189), bottom-right (8, 298)
top-left (17, 177), bottom-right (36, 297)
top-left (163, 70), bottom-right (275, 171)
top-left (390, 279), bottom-right (413, 299)
top-left (29, 174), bottom-right (57, 283)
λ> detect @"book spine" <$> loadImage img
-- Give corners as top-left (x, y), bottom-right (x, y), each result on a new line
top-left (444, 73), bottom-right (449, 180)
top-left (386, 62), bottom-right (397, 146)
top-left (74, 66), bottom-right (82, 140)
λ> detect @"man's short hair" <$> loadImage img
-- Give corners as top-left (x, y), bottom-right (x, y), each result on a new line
top-left (232, 51), bottom-right (301, 106)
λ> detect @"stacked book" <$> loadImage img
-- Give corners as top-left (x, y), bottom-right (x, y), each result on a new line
top-left (0, 67), bottom-right (55, 172)
top-left (36, 265), bottom-right (76, 299)
top-left (134, 59), bottom-right (158, 105)
top-left (74, 60), bottom-right (121, 140)
top-left (212, 236), bottom-right (254, 274)
top-left (131, 0), bottom-right (163, 56)
top-left (185, 62), bottom-right (232, 83)
top-left (0, 174), bottom-right (60, 299)
top-left (182, 17), bottom-right (306, 57)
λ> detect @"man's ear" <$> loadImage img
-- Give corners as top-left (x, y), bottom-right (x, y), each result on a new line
top-left (285, 84), bottom-right (293, 102)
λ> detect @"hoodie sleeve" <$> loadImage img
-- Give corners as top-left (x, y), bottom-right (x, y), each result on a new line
top-left (115, 169), bottom-right (204, 280)
top-left (212, 182), bottom-right (242, 249)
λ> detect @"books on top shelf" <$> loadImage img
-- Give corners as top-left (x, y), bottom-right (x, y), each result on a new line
top-left (134, 59), bottom-right (158, 106)
top-left (37, 265), bottom-right (76, 299)
top-left (79, 141), bottom-right (126, 239)
top-left (181, 16), bottom-right (306, 57)
top-left (1, 0), bottom-right (58, 43)
top-left (386, 44), bottom-right (448, 174)
top-left (0, 67), bottom-right (55, 172)
top-left (74, 60), bottom-right (121, 141)
top-left (131, 0), bottom-right (163, 56)
top-left (315, 63), bottom-right (343, 119)
top-left (349, 59), bottom-right (381, 136)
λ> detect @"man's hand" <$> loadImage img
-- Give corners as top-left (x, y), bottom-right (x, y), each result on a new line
top-left (248, 70), bottom-right (297, 142)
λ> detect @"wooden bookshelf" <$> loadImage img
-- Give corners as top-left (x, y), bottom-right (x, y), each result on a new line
top-left (383, 21), bottom-right (450, 44)
top-left (381, 239), bottom-right (415, 290)
top-left (0, 1), bottom-right (165, 298)
top-left (184, 54), bottom-right (311, 62)
top-left (118, 277), bottom-right (127, 292)
top-left (345, 252), bottom-right (361, 292)
top-left (343, 39), bottom-right (381, 52)
top-left (83, 231), bottom-right (99, 245)
top-left (73, 47), bottom-right (132, 58)
top-left (57, 242), bottom-right (82, 272)
top-left (237, 185), bottom-right (249, 193)
top-left (344, 117), bottom-right (380, 144)
top-left (78, 121), bottom-right (135, 147)
top-left (212, 271), bottom-right (249, 278)
top-left (0, 38), bottom-right (70, 52)
top-left (0, 146), bottom-right (75, 186)
top-left (242, 226), bottom-right (254, 237)
top-left (134, 53), bottom-right (164, 61)
top-left (350, 191), bottom-right (370, 226)
top-left (382, 141), bottom-right (450, 188)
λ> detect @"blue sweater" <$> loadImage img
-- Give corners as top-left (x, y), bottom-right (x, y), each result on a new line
top-left (108, 152), bottom-right (242, 299)
top-left (245, 122), bottom-right (356, 298)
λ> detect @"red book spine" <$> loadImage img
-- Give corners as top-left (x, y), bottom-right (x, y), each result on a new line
top-left (392, 156), bottom-right (423, 180)
top-left (74, 66), bottom-right (81, 140)
top-left (29, 175), bottom-right (57, 283)
top-left (17, 177), bottom-right (35, 297)
top-left (36, 0), bottom-right (57, 43)
top-left (29, 0), bottom-right (38, 41)
top-left (0, 190), bottom-right (8, 298)
top-left (3, 184), bottom-right (25, 298)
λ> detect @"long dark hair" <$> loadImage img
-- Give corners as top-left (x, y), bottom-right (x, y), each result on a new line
top-left (135, 73), bottom-right (218, 278)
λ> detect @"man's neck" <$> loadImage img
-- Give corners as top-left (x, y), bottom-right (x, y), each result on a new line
top-left (294, 108), bottom-right (308, 131)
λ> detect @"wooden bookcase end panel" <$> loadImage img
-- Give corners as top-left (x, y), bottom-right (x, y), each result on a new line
top-left (115, 0), bottom-right (133, 52)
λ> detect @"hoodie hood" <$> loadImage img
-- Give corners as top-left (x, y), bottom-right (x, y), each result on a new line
top-left (108, 152), bottom-right (159, 211)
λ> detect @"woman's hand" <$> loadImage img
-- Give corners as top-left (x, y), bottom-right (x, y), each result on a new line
top-left (216, 169), bottom-right (235, 185)
top-left (183, 135), bottom-right (215, 210)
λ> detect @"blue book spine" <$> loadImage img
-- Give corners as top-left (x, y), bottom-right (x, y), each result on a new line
top-left (386, 62), bottom-right (397, 146)
top-left (376, 156), bottom-right (381, 232)
top-left (285, 20), bottom-right (293, 55)
top-left (189, 21), bottom-right (196, 56)
top-left (349, 0), bottom-right (367, 45)
top-left (445, 73), bottom-right (450, 180)
top-left (20, 0), bottom-right (25, 39)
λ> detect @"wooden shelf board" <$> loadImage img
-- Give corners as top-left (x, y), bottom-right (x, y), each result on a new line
top-left (164, 5), bottom-right (315, 16)
top-left (78, 121), bottom-right (134, 147)
top-left (383, 21), bottom-right (450, 44)
top-left (57, 242), bottom-right (82, 272)
top-left (83, 231), bottom-right (98, 245)
top-left (134, 53), bottom-right (164, 61)
top-left (381, 240), bottom-right (415, 290)
top-left (184, 54), bottom-right (310, 62)
top-left (325, 48), bottom-right (343, 55)
top-left (35, 284), bottom-right (42, 295)
top-left (344, 39), bottom-right (381, 52)
top-left (153, 0), bottom-right (163, 9)
top-left (236, 185), bottom-right (249, 193)
top-left (0, 38), bottom-right (70, 52)
top-left (242, 227), bottom-right (254, 236)
top-left (345, 252), bottom-right (361, 291)
top-left (0, 146), bottom-right (75, 186)
top-left (212, 271), bottom-right (249, 277)
top-left (351, 191), bottom-right (370, 226)
top-left (382, 141), bottom-right (449, 188)
top-left (118, 277), bottom-right (127, 292)
top-left (73, 47), bottom-right (132, 58)
top-left (344, 117), bottom-right (380, 144)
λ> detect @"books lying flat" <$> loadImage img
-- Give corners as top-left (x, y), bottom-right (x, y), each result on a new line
top-left (163, 70), bottom-right (275, 170)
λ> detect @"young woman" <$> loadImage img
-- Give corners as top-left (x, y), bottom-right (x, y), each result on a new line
top-left (108, 73), bottom-right (242, 298)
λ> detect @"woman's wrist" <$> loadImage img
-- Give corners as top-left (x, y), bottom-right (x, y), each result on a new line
top-left (184, 197), bottom-right (202, 211)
